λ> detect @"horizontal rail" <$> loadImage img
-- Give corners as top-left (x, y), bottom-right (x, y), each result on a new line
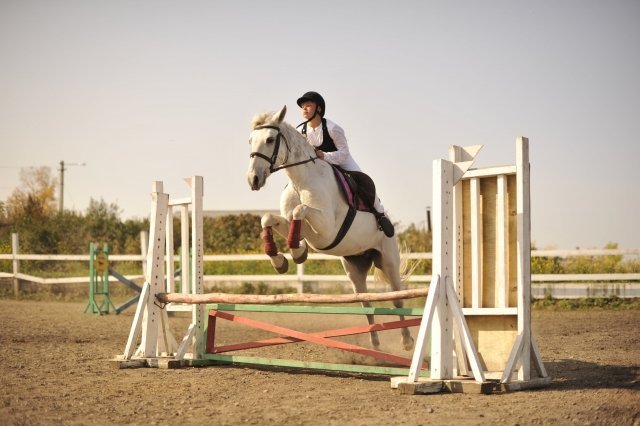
top-left (202, 274), bottom-right (432, 282)
top-left (531, 248), bottom-right (640, 257)
top-left (0, 254), bottom-right (144, 261)
top-left (533, 273), bottom-right (640, 281)
top-left (2, 250), bottom-right (638, 262)
top-left (158, 288), bottom-right (429, 304)
top-left (199, 354), bottom-right (421, 377)
top-left (1, 250), bottom-right (638, 293)
top-left (463, 165), bottom-right (516, 178)
top-left (0, 253), bottom-right (430, 262)
top-left (9, 272), bottom-right (144, 285)
top-left (207, 304), bottom-right (517, 316)
top-left (168, 197), bottom-right (192, 206)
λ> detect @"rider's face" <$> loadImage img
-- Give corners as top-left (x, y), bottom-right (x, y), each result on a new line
top-left (300, 101), bottom-right (318, 120)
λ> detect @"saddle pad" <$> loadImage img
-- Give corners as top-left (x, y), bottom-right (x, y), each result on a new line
top-left (332, 166), bottom-right (369, 212)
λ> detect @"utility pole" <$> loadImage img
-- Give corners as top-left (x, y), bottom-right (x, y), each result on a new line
top-left (59, 160), bottom-right (86, 213)
top-left (59, 161), bottom-right (65, 213)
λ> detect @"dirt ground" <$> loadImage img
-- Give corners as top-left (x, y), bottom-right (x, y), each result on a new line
top-left (0, 299), bottom-right (638, 426)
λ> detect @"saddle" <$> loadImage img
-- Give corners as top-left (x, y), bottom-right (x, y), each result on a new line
top-left (319, 166), bottom-right (377, 251)
top-left (331, 166), bottom-right (376, 213)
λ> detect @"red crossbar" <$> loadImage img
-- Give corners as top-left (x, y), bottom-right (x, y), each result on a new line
top-left (206, 310), bottom-right (426, 368)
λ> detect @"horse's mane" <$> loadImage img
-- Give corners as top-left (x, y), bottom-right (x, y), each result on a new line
top-left (250, 112), bottom-right (274, 129)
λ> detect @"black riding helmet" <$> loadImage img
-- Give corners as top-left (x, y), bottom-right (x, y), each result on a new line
top-left (296, 91), bottom-right (325, 116)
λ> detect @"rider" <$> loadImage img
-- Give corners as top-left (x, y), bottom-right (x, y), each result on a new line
top-left (296, 91), bottom-right (394, 237)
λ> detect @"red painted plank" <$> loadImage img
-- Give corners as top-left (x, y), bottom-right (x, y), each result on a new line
top-left (208, 310), bottom-right (424, 368)
top-left (205, 314), bottom-right (217, 353)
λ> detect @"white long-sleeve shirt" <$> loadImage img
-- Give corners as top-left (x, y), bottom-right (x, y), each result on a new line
top-left (302, 118), bottom-right (361, 172)
top-left (302, 118), bottom-right (385, 213)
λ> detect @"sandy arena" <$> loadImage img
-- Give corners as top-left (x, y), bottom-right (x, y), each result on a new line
top-left (0, 300), bottom-right (638, 425)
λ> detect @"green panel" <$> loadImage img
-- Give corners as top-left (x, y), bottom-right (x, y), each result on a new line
top-left (199, 354), bottom-right (430, 377)
top-left (206, 304), bottom-right (424, 316)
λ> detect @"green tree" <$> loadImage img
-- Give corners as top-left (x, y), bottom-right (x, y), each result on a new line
top-left (397, 223), bottom-right (432, 252)
top-left (85, 198), bottom-right (127, 252)
top-left (203, 214), bottom-right (264, 254)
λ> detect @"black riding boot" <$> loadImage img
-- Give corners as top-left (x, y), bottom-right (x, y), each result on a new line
top-left (375, 213), bottom-right (394, 238)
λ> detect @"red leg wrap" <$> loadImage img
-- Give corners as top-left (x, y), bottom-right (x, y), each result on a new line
top-left (287, 220), bottom-right (302, 249)
top-left (261, 227), bottom-right (278, 256)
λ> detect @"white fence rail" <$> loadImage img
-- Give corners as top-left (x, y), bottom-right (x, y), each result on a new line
top-left (1, 232), bottom-right (639, 298)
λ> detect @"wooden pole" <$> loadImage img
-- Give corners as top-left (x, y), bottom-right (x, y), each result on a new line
top-left (12, 233), bottom-right (20, 297)
top-left (156, 287), bottom-right (428, 305)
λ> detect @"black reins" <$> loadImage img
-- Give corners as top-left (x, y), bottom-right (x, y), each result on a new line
top-left (250, 124), bottom-right (317, 173)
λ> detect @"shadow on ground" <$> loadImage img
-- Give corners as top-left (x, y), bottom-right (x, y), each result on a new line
top-left (546, 359), bottom-right (639, 390)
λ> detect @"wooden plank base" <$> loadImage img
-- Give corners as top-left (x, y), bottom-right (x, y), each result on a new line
top-left (392, 375), bottom-right (551, 395)
top-left (498, 376), bottom-right (552, 392)
top-left (201, 354), bottom-right (429, 376)
top-left (110, 356), bottom-right (185, 369)
top-left (392, 377), bottom-right (496, 395)
top-left (110, 355), bottom-right (431, 376)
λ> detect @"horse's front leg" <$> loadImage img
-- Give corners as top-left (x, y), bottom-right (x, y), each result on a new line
top-left (287, 204), bottom-right (310, 264)
top-left (260, 213), bottom-right (291, 274)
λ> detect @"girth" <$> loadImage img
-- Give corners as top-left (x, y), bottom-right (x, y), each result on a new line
top-left (318, 166), bottom-right (376, 251)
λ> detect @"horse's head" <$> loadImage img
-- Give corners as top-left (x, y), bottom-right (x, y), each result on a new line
top-left (246, 106), bottom-right (288, 191)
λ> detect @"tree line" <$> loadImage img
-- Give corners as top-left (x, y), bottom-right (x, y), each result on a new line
top-left (1, 167), bottom-right (637, 277)
top-left (0, 167), bottom-right (431, 255)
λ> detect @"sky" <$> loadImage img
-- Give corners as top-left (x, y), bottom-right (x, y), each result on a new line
top-left (1, 0), bottom-right (639, 249)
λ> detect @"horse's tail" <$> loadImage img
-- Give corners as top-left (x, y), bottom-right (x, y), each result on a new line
top-left (373, 242), bottom-right (422, 285)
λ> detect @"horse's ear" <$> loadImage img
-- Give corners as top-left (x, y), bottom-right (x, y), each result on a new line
top-left (275, 105), bottom-right (287, 123)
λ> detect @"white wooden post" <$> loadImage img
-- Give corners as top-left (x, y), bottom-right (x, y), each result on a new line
top-left (180, 205), bottom-right (190, 295)
top-left (189, 176), bottom-right (205, 359)
top-left (449, 147), bottom-right (467, 375)
top-left (448, 147), bottom-right (465, 303)
top-left (516, 137), bottom-right (531, 380)
top-left (296, 263), bottom-right (304, 293)
top-left (408, 275), bottom-right (440, 381)
top-left (166, 206), bottom-right (175, 293)
top-left (470, 178), bottom-right (482, 308)
top-left (11, 233), bottom-right (20, 296)
top-left (140, 181), bottom-right (169, 357)
top-left (120, 176), bottom-right (205, 363)
top-left (430, 159), bottom-right (454, 379)
top-left (496, 174), bottom-right (510, 308)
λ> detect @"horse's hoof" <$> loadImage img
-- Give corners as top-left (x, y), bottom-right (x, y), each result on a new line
top-left (293, 245), bottom-right (308, 264)
top-left (274, 257), bottom-right (289, 274)
top-left (402, 336), bottom-right (415, 351)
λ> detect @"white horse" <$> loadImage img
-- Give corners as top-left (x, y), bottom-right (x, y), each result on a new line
top-left (246, 106), bottom-right (414, 351)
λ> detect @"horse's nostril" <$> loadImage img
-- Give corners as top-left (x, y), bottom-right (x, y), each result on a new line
top-left (253, 175), bottom-right (259, 188)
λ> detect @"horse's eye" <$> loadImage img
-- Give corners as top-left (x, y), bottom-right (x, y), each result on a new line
top-left (266, 137), bottom-right (275, 144)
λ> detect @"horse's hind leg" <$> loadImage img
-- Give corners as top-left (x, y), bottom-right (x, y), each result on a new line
top-left (341, 255), bottom-right (380, 349)
top-left (373, 247), bottom-right (415, 351)
top-left (260, 214), bottom-right (290, 274)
